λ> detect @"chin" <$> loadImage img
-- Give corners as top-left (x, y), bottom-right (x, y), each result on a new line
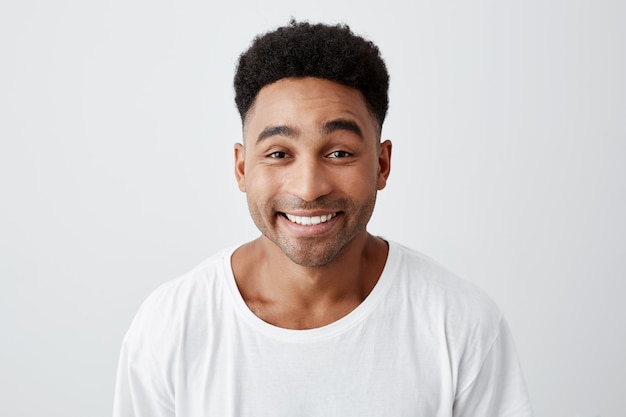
top-left (274, 236), bottom-right (356, 268)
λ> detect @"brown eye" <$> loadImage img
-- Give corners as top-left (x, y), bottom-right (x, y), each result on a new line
top-left (328, 150), bottom-right (351, 158)
top-left (268, 151), bottom-right (287, 159)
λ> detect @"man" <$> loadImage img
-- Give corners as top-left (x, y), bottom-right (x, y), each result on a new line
top-left (113, 21), bottom-right (533, 416)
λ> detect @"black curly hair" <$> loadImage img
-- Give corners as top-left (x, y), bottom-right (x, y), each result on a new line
top-left (234, 20), bottom-right (389, 132)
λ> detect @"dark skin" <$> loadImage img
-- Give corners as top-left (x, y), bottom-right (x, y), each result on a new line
top-left (232, 77), bottom-right (392, 330)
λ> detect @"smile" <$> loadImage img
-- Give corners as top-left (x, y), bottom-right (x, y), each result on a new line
top-left (283, 212), bottom-right (337, 226)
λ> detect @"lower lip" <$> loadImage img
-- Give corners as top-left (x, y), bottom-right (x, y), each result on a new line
top-left (278, 213), bottom-right (341, 236)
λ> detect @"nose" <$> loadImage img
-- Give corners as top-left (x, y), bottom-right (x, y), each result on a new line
top-left (286, 156), bottom-right (333, 202)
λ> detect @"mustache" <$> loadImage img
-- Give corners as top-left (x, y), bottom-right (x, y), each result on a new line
top-left (272, 196), bottom-right (351, 212)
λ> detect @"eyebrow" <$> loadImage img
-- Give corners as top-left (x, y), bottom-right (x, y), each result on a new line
top-left (257, 125), bottom-right (298, 142)
top-left (255, 118), bottom-right (363, 143)
top-left (321, 119), bottom-right (363, 139)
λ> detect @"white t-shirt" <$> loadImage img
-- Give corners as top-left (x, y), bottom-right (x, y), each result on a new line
top-left (113, 241), bottom-right (533, 416)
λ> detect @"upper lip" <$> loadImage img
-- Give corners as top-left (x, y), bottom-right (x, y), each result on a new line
top-left (281, 210), bottom-right (338, 216)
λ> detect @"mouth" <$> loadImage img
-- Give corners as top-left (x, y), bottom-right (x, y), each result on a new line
top-left (280, 212), bottom-right (338, 226)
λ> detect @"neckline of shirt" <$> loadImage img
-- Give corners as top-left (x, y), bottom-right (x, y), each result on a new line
top-left (221, 239), bottom-right (402, 342)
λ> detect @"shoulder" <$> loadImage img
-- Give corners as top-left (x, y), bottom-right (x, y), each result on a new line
top-left (140, 248), bottom-right (230, 313)
top-left (387, 241), bottom-right (505, 358)
top-left (388, 241), bottom-right (502, 321)
top-left (387, 242), bottom-right (528, 399)
top-left (121, 246), bottom-right (236, 356)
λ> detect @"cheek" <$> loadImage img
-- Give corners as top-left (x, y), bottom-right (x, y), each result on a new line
top-left (249, 165), bottom-right (286, 190)
top-left (338, 165), bottom-right (379, 192)
top-left (245, 169), bottom-right (279, 205)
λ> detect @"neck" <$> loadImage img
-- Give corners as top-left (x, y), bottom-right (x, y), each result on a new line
top-left (231, 232), bottom-right (388, 329)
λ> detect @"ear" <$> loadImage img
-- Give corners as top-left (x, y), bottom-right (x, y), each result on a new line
top-left (234, 143), bottom-right (246, 192)
top-left (377, 140), bottom-right (392, 190)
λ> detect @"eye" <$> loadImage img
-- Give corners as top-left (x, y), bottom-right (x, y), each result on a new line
top-left (268, 151), bottom-right (287, 159)
top-left (328, 150), bottom-right (351, 158)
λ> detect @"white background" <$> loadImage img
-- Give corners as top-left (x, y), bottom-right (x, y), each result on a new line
top-left (1, 1), bottom-right (624, 416)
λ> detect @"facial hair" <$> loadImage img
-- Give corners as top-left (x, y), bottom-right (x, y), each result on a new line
top-left (248, 193), bottom-right (378, 268)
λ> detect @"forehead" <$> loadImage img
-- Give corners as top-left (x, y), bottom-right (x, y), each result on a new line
top-left (243, 77), bottom-right (377, 138)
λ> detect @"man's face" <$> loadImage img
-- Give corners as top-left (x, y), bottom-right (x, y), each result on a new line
top-left (234, 77), bottom-right (391, 267)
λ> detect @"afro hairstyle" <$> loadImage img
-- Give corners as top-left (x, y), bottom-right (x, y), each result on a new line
top-left (233, 20), bottom-right (389, 130)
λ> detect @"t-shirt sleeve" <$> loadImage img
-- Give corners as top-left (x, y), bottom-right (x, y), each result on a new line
top-left (452, 317), bottom-right (533, 417)
top-left (112, 289), bottom-right (177, 417)
top-left (112, 336), bottom-right (174, 417)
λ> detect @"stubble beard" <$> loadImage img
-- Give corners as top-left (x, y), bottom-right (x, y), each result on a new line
top-left (247, 193), bottom-right (378, 268)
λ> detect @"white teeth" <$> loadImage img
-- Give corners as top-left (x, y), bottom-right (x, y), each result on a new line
top-left (285, 212), bottom-right (335, 226)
